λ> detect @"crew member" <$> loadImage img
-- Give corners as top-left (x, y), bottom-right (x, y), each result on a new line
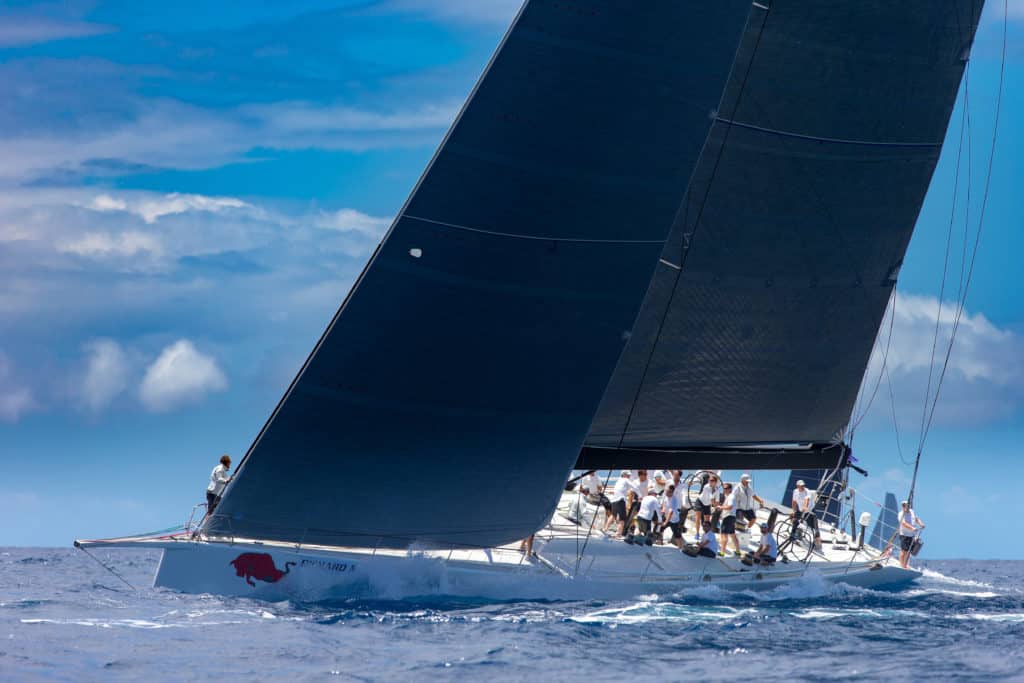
top-left (718, 482), bottom-right (741, 556)
top-left (791, 479), bottom-right (821, 549)
top-left (751, 523), bottom-right (778, 565)
top-left (695, 474), bottom-right (719, 540)
top-left (580, 470), bottom-right (612, 515)
top-left (206, 454), bottom-right (232, 516)
top-left (734, 473), bottom-right (765, 534)
top-left (697, 521), bottom-right (719, 558)
top-left (636, 489), bottom-right (662, 544)
top-left (898, 500), bottom-right (925, 569)
top-left (661, 484), bottom-right (684, 549)
top-left (669, 470), bottom-right (691, 533)
top-left (605, 470), bottom-right (633, 536)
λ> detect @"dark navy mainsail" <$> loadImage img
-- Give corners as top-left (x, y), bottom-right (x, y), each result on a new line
top-left (210, 0), bottom-right (753, 548)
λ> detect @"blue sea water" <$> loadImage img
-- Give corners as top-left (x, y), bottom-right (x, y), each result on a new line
top-left (1, 548), bottom-right (1022, 682)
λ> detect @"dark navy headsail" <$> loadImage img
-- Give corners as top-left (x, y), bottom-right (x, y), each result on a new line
top-left (209, 0), bottom-right (753, 549)
top-left (586, 0), bottom-right (983, 461)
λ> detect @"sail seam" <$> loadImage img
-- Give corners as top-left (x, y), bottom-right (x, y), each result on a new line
top-left (714, 117), bottom-right (943, 148)
top-left (403, 213), bottom-right (666, 245)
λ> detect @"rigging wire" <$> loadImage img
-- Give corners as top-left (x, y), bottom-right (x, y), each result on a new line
top-left (909, 0), bottom-right (1007, 503)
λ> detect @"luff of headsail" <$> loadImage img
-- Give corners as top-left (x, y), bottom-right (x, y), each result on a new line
top-left (208, 0), bottom-right (754, 549)
top-left (585, 0), bottom-right (984, 464)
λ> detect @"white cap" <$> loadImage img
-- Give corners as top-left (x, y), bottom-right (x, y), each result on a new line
top-left (621, 470), bottom-right (631, 477)
top-left (796, 479), bottom-right (806, 486)
top-left (654, 472), bottom-right (665, 480)
top-left (740, 473), bottom-right (751, 481)
top-left (901, 500), bottom-right (909, 506)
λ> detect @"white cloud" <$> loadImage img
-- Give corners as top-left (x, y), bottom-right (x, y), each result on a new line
top-left (856, 292), bottom-right (1024, 429)
top-left (0, 16), bottom-right (113, 47)
top-left (78, 339), bottom-right (130, 414)
top-left (139, 340), bottom-right (228, 412)
top-left (86, 192), bottom-right (251, 224)
top-left (59, 230), bottom-right (164, 258)
top-left (0, 350), bottom-right (35, 423)
top-left (316, 208), bottom-right (391, 237)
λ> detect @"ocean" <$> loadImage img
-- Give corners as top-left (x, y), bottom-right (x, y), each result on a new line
top-left (2, 548), bottom-right (1022, 682)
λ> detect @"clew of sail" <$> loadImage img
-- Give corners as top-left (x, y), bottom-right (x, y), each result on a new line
top-left (208, 0), bottom-right (754, 549)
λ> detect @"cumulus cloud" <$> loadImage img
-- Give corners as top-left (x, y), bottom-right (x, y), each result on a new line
top-left (78, 339), bottom-right (131, 414)
top-left (855, 292), bottom-right (1024, 430)
top-left (139, 340), bottom-right (228, 412)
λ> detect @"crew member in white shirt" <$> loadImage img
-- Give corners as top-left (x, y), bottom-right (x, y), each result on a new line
top-left (752, 523), bottom-right (778, 565)
top-left (897, 500), bottom-right (925, 569)
top-left (636, 489), bottom-right (662, 544)
top-left (605, 470), bottom-right (633, 536)
top-left (734, 473), bottom-right (765, 534)
top-left (791, 479), bottom-right (822, 550)
top-left (661, 483), bottom-right (684, 549)
top-left (579, 470), bottom-right (612, 516)
top-left (651, 470), bottom-right (668, 495)
top-left (696, 474), bottom-right (719, 540)
top-left (697, 520), bottom-right (718, 558)
top-left (717, 482), bottom-right (741, 556)
top-left (206, 454), bottom-right (232, 516)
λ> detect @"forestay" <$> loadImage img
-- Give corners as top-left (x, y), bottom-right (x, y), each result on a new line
top-left (209, 0), bottom-right (753, 549)
top-left (586, 0), bottom-right (983, 454)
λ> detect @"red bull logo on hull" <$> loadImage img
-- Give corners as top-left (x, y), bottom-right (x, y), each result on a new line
top-left (230, 552), bottom-right (295, 587)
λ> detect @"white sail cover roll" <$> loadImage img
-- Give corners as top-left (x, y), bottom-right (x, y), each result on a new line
top-left (209, 1), bottom-right (753, 548)
top-left (587, 0), bottom-right (983, 450)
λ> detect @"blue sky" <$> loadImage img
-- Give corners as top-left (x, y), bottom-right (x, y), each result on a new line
top-left (1, 1), bottom-right (1022, 559)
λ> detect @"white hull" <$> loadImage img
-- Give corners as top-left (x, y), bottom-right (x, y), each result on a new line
top-left (78, 492), bottom-right (920, 601)
top-left (79, 535), bottom-right (918, 602)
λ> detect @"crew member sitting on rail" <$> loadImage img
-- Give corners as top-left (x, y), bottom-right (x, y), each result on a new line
top-left (605, 470), bottom-right (633, 536)
top-left (751, 523), bottom-right (778, 565)
top-left (697, 521), bottom-right (718, 558)
top-left (636, 489), bottom-right (662, 544)
top-left (205, 454), bottom-right (232, 516)
top-left (734, 473), bottom-right (764, 534)
top-left (580, 470), bottom-right (612, 515)
top-left (661, 483), bottom-right (684, 549)
top-left (791, 479), bottom-right (822, 550)
top-left (718, 482), bottom-right (741, 556)
top-left (898, 500), bottom-right (925, 569)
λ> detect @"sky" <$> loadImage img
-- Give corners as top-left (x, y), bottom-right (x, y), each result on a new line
top-left (1, 1), bottom-right (1022, 559)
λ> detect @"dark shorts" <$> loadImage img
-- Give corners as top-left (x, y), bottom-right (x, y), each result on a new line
top-left (900, 535), bottom-right (915, 552)
top-left (694, 500), bottom-right (709, 513)
top-left (796, 511), bottom-right (819, 531)
top-left (698, 547), bottom-right (716, 559)
top-left (739, 509), bottom-right (756, 522)
top-left (721, 516), bottom-right (736, 535)
top-left (611, 499), bottom-right (627, 521)
top-left (587, 493), bottom-right (611, 510)
top-left (669, 521), bottom-right (682, 540)
top-left (205, 491), bottom-right (221, 515)
top-left (637, 517), bottom-right (653, 536)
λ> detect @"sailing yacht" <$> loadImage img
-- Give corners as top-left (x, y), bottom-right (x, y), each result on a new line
top-left (77, 0), bottom-right (983, 600)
